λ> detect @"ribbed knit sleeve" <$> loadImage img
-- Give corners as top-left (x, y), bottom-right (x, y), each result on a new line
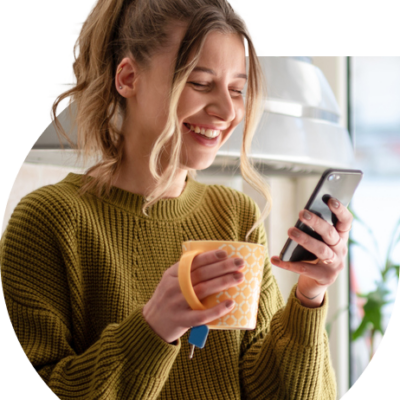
top-left (234, 193), bottom-right (336, 399)
top-left (0, 188), bottom-right (180, 399)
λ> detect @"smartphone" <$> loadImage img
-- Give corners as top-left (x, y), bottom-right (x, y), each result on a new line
top-left (279, 168), bottom-right (363, 263)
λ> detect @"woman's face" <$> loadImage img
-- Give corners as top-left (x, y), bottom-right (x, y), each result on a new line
top-left (128, 26), bottom-right (246, 171)
top-left (177, 30), bottom-right (246, 170)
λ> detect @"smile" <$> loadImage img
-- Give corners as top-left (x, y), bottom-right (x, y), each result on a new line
top-left (184, 123), bottom-right (221, 139)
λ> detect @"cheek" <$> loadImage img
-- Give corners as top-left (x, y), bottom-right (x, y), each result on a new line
top-left (236, 101), bottom-right (245, 124)
top-left (226, 101), bottom-right (245, 134)
top-left (219, 101), bottom-right (245, 146)
top-left (177, 87), bottom-right (203, 120)
top-left (137, 77), bottom-right (171, 126)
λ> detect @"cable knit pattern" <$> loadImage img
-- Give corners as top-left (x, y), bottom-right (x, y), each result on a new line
top-left (0, 173), bottom-right (336, 399)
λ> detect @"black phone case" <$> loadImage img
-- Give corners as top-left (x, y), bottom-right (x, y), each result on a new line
top-left (279, 168), bottom-right (363, 263)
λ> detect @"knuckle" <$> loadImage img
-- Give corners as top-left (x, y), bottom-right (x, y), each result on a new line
top-left (327, 225), bottom-right (337, 240)
top-left (322, 247), bottom-right (332, 260)
top-left (302, 234), bottom-right (310, 247)
top-left (193, 282), bottom-right (206, 299)
top-left (191, 270), bottom-right (201, 286)
top-left (190, 256), bottom-right (200, 271)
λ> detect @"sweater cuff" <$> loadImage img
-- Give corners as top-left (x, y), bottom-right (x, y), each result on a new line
top-left (114, 307), bottom-right (181, 378)
top-left (281, 284), bottom-right (328, 347)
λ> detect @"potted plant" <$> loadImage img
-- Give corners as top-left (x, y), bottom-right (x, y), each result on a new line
top-left (349, 210), bottom-right (400, 360)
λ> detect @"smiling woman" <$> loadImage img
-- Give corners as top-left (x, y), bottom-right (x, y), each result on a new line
top-left (0, 0), bottom-right (339, 399)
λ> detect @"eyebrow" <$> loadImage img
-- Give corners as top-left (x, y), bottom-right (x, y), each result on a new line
top-left (192, 66), bottom-right (247, 80)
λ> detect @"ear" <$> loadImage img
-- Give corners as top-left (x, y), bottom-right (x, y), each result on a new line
top-left (115, 57), bottom-right (138, 98)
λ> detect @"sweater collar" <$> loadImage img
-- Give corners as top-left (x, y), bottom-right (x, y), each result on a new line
top-left (63, 173), bottom-right (207, 220)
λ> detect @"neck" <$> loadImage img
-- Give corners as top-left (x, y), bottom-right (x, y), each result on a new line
top-left (108, 122), bottom-right (188, 199)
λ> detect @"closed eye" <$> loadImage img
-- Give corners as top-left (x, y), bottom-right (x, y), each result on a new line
top-left (188, 82), bottom-right (244, 97)
top-left (188, 82), bottom-right (208, 88)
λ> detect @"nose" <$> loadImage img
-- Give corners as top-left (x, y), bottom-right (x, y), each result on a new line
top-left (205, 87), bottom-right (237, 123)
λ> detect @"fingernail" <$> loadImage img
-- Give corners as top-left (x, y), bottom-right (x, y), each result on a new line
top-left (233, 272), bottom-right (243, 280)
top-left (303, 211), bottom-right (312, 220)
top-left (291, 229), bottom-right (300, 238)
top-left (234, 258), bottom-right (244, 266)
top-left (216, 250), bottom-right (227, 259)
top-left (271, 257), bottom-right (280, 265)
top-left (331, 198), bottom-right (340, 208)
top-left (226, 300), bottom-right (235, 308)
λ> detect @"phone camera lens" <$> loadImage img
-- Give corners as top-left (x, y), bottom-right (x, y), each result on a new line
top-left (328, 174), bottom-right (335, 181)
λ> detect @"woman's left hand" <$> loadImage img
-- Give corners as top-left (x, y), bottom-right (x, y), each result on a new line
top-left (270, 198), bottom-right (353, 308)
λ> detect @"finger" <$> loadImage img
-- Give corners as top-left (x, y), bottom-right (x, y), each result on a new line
top-left (288, 227), bottom-right (337, 261)
top-left (184, 300), bottom-right (236, 327)
top-left (191, 257), bottom-right (245, 286)
top-left (328, 198), bottom-right (353, 235)
top-left (299, 210), bottom-right (340, 247)
top-left (169, 249), bottom-right (231, 277)
top-left (271, 256), bottom-right (341, 285)
top-left (191, 249), bottom-right (229, 272)
top-left (193, 270), bottom-right (244, 301)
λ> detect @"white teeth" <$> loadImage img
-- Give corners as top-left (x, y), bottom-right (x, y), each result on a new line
top-left (187, 124), bottom-right (220, 139)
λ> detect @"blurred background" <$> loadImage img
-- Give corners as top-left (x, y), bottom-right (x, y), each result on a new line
top-left (347, 57), bottom-right (400, 386)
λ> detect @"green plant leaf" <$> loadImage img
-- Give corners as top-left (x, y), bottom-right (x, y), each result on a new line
top-left (349, 203), bottom-right (400, 351)
top-left (352, 317), bottom-right (369, 341)
top-left (364, 307), bottom-right (383, 334)
top-left (394, 265), bottom-right (400, 279)
top-left (352, 284), bottom-right (391, 339)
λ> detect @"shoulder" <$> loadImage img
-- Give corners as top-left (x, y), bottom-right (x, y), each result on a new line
top-left (7, 174), bottom-right (82, 233)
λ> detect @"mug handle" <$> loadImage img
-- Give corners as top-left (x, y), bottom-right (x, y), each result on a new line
top-left (178, 250), bottom-right (207, 311)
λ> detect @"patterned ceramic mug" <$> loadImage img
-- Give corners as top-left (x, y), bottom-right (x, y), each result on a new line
top-left (179, 240), bottom-right (266, 330)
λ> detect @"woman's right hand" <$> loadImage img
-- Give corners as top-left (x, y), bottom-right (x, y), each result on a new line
top-left (142, 250), bottom-right (245, 344)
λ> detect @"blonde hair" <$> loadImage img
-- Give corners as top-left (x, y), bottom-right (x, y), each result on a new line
top-left (52, 0), bottom-right (271, 241)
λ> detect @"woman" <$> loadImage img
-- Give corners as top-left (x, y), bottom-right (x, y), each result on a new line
top-left (0, 0), bottom-right (351, 398)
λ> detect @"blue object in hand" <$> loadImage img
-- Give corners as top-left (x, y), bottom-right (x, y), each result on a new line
top-left (188, 325), bottom-right (209, 359)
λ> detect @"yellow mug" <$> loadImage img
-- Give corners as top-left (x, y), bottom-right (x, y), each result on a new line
top-left (179, 240), bottom-right (266, 330)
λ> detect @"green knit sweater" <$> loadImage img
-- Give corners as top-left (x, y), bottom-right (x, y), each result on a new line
top-left (0, 173), bottom-right (336, 399)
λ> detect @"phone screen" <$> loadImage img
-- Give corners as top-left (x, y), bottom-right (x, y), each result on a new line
top-left (280, 169), bottom-right (363, 262)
